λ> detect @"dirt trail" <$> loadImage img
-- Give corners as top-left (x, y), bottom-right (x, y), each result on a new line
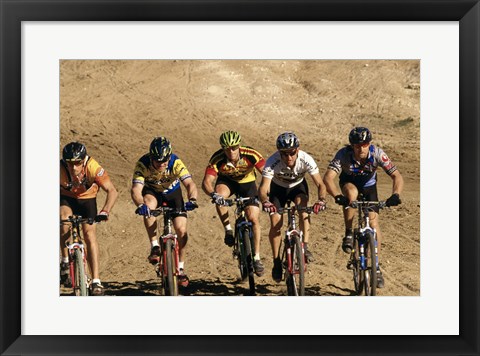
top-left (60, 60), bottom-right (420, 296)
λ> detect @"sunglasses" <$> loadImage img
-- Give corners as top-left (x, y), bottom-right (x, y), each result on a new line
top-left (223, 145), bottom-right (240, 151)
top-left (280, 149), bottom-right (297, 157)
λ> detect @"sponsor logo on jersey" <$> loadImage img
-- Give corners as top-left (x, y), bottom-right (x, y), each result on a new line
top-left (97, 168), bottom-right (105, 177)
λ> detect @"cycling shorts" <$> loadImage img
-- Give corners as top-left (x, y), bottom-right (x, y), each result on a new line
top-left (340, 182), bottom-right (379, 213)
top-left (60, 195), bottom-right (97, 219)
top-left (142, 186), bottom-right (187, 218)
top-left (215, 176), bottom-right (259, 207)
top-left (268, 179), bottom-right (309, 209)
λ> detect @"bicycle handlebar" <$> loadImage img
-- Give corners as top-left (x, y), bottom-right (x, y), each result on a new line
top-left (60, 215), bottom-right (103, 226)
top-left (348, 200), bottom-right (387, 209)
top-left (277, 206), bottom-right (315, 215)
top-left (150, 204), bottom-right (195, 217)
top-left (223, 197), bottom-right (259, 207)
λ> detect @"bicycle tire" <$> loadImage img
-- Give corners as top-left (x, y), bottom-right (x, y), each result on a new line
top-left (368, 231), bottom-right (377, 296)
top-left (74, 248), bottom-right (88, 296)
top-left (237, 228), bottom-right (248, 282)
top-left (351, 237), bottom-right (361, 295)
top-left (242, 227), bottom-right (256, 296)
top-left (165, 239), bottom-right (179, 296)
top-left (288, 233), bottom-right (305, 296)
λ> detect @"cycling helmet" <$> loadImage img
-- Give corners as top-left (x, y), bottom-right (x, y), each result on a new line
top-left (276, 132), bottom-right (300, 151)
top-left (349, 127), bottom-right (372, 145)
top-left (219, 131), bottom-right (241, 148)
top-left (62, 142), bottom-right (87, 162)
top-left (149, 137), bottom-right (172, 162)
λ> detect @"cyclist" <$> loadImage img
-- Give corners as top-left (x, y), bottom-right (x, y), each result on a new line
top-left (259, 132), bottom-right (327, 283)
top-left (60, 142), bottom-right (118, 296)
top-left (131, 137), bottom-right (198, 287)
top-left (323, 127), bottom-right (404, 288)
top-left (202, 130), bottom-right (266, 277)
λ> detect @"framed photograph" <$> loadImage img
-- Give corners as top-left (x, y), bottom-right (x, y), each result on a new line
top-left (1, 0), bottom-right (478, 355)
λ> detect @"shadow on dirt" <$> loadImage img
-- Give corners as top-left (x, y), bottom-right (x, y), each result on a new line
top-left (322, 283), bottom-right (357, 296)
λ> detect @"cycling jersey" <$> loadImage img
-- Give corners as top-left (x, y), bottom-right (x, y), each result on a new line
top-left (60, 156), bottom-right (110, 199)
top-left (132, 153), bottom-right (192, 194)
top-left (205, 146), bottom-right (265, 184)
top-left (327, 145), bottom-right (397, 188)
top-left (262, 150), bottom-right (319, 188)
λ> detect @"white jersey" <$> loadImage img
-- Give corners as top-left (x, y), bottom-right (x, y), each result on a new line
top-left (262, 150), bottom-right (319, 188)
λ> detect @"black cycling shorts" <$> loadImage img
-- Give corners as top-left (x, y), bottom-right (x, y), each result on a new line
top-left (215, 176), bottom-right (259, 207)
top-left (340, 182), bottom-right (379, 212)
top-left (142, 186), bottom-right (187, 218)
top-left (60, 195), bottom-right (97, 219)
top-left (268, 179), bottom-right (309, 209)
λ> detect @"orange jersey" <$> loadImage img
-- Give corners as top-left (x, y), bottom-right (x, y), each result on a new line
top-left (60, 156), bottom-right (110, 199)
top-left (205, 146), bottom-right (265, 183)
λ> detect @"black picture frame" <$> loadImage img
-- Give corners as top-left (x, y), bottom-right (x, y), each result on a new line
top-left (1, 1), bottom-right (478, 355)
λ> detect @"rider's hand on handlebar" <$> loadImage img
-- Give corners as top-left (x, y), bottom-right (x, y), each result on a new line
top-left (136, 204), bottom-right (151, 217)
top-left (211, 192), bottom-right (225, 206)
top-left (95, 210), bottom-right (109, 222)
top-left (334, 194), bottom-right (349, 207)
top-left (185, 198), bottom-right (198, 211)
top-left (385, 193), bottom-right (401, 207)
top-left (313, 199), bottom-right (327, 214)
top-left (262, 200), bottom-right (277, 214)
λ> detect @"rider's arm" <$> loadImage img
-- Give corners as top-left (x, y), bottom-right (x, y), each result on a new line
top-left (310, 172), bottom-right (327, 201)
top-left (202, 173), bottom-right (217, 196)
top-left (323, 169), bottom-right (341, 197)
top-left (131, 182), bottom-right (145, 207)
top-left (182, 176), bottom-right (198, 201)
top-left (390, 170), bottom-right (404, 196)
top-left (99, 178), bottom-right (118, 214)
top-left (258, 176), bottom-right (272, 203)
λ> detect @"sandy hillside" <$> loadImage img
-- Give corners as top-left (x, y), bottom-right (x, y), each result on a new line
top-left (60, 60), bottom-right (420, 296)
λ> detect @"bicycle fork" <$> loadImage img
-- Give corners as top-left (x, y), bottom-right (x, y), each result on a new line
top-left (155, 234), bottom-right (179, 278)
top-left (286, 230), bottom-right (306, 274)
top-left (358, 228), bottom-right (378, 270)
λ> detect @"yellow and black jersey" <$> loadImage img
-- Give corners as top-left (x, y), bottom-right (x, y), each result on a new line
top-left (60, 156), bottom-right (111, 199)
top-left (205, 146), bottom-right (265, 184)
top-left (132, 153), bottom-right (192, 194)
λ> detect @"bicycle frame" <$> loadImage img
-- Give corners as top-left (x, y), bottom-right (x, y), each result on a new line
top-left (224, 197), bottom-right (256, 295)
top-left (60, 216), bottom-right (94, 296)
top-left (151, 207), bottom-right (180, 294)
top-left (347, 199), bottom-right (385, 296)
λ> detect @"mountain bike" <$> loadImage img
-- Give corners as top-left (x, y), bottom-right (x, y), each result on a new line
top-left (150, 203), bottom-right (195, 296)
top-left (223, 197), bottom-right (258, 296)
top-left (277, 201), bottom-right (315, 296)
top-left (60, 215), bottom-right (104, 296)
top-left (346, 198), bottom-right (386, 296)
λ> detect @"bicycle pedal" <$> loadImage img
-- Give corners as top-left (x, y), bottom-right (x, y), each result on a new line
top-left (346, 262), bottom-right (354, 270)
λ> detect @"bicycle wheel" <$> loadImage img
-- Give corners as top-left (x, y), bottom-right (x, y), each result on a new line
top-left (367, 231), bottom-right (377, 296)
top-left (289, 233), bottom-right (305, 296)
top-left (242, 227), bottom-right (256, 296)
top-left (236, 228), bottom-right (248, 282)
top-left (164, 239), bottom-right (179, 296)
top-left (351, 237), bottom-right (361, 295)
top-left (73, 248), bottom-right (88, 296)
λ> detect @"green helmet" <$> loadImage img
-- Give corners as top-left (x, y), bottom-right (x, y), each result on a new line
top-left (219, 131), bottom-right (241, 148)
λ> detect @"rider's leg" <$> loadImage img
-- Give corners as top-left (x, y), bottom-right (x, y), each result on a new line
top-left (341, 183), bottom-right (358, 230)
top-left (245, 205), bottom-right (261, 255)
top-left (173, 216), bottom-right (188, 263)
top-left (60, 205), bottom-right (73, 260)
top-left (214, 183), bottom-right (234, 246)
top-left (294, 194), bottom-right (310, 243)
top-left (269, 213), bottom-right (283, 282)
top-left (82, 223), bottom-right (99, 280)
top-left (341, 183), bottom-right (358, 253)
top-left (143, 194), bottom-right (159, 244)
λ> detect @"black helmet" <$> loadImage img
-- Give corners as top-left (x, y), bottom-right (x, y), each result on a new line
top-left (276, 132), bottom-right (300, 151)
top-left (149, 137), bottom-right (172, 162)
top-left (349, 127), bottom-right (372, 145)
top-left (62, 142), bottom-right (87, 162)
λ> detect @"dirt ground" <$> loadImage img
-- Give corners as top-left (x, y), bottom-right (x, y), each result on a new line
top-left (60, 60), bottom-right (420, 296)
